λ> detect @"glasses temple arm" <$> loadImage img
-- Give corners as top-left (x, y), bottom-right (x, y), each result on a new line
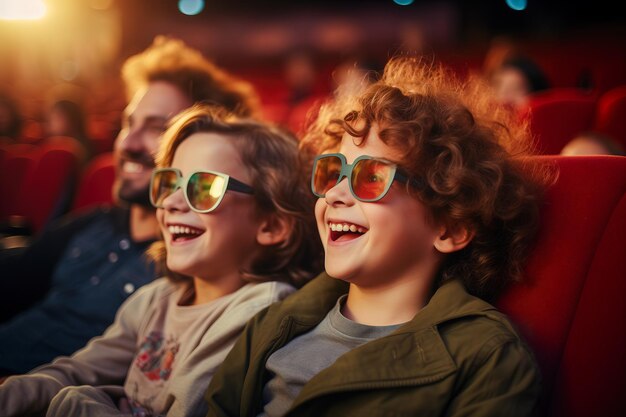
top-left (227, 177), bottom-right (254, 194)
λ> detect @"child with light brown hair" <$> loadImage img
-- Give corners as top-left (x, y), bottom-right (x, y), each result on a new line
top-left (205, 56), bottom-right (549, 416)
top-left (0, 105), bottom-right (322, 417)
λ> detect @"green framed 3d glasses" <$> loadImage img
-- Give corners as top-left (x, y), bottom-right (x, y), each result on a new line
top-left (311, 153), bottom-right (413, 202)
top-left (150, 168), bottom-right (254, 213)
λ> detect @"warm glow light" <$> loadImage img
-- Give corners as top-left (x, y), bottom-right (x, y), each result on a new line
top-left (0, 0), bottom-right (47, 20)
top-left (89, 0), bottom-right (113, 11)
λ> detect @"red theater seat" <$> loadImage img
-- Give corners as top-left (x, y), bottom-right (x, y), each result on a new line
top-left (593, 84), bottom-right (626, 149)
top-left (72, 152), bottom-right (115, 212)
top-left (525, 89), bottom-right (597, 154)
top-left (498, 155), bottom-right (626, 417)
top-left (0, 144), bottom-right (40, 223)
top-left (14, 140), bottom-right (82, 233)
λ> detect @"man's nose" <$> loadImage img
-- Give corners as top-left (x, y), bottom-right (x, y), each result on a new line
top-left (115, 126), bottom-right (144, 153)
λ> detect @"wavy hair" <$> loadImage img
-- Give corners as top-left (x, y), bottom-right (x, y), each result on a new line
top-left (148, 104), bottom-right (323, 288)
top-left (122, 36), bottom-right (260, 117)
top-left (301, 56), bottom-right (553, 301)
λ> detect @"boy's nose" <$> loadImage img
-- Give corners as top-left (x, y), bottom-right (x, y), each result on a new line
top-left (162, 188), bottom-right (190, 212)
top-left (324, 177), bottom-right (354, 206)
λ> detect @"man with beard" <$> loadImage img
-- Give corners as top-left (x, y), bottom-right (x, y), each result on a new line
top-left (0, 36), bottom-right (260, 376)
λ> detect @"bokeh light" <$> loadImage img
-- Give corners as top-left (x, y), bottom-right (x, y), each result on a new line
top-left (393, 0), bottom-right (415, 5)
top-left (178, 0), bottom-right (204, 16)
top-left (506, 0), bottom-right (528, 11)
top-left (0, 0), bottom-right (47, 20)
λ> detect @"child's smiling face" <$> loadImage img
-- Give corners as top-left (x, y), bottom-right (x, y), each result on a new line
top-left (314, 126), bottom-right (445, 289)
top-left (156, 132), bottom-right (261, 282)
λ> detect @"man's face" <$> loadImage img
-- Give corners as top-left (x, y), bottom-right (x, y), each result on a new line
top-left (113, 81), bottom-right (192, 206)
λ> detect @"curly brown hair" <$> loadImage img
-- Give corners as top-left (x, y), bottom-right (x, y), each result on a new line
top-left (122, 36), bottom-right (261, 118)
top-left (301, 56), bottom-right (553, 301)
top-left (148, 104), bottom-right (323, 288)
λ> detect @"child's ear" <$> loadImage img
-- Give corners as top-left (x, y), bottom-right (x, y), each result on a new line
top-left (434, 224), bottom-right (475, 254)
top-left (256, 213), bottom-right (293, 246)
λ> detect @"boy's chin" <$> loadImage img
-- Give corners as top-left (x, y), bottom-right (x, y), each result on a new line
top-left (324, 264), bottom-right (359, 283)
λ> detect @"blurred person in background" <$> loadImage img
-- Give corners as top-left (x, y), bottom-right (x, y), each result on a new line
top-left (0, 35), bottom-right (260, 377)
top-left (490, 55), bottom-right (550, 111)
top-left (45, 98), bottom-right (97, 165)
top-left (283, 47), bottom-right (319, 108)
top-left (561, 131), bottom-right (626, 156)
top-left (0, 92), bottom-right (23, 142)
top-left (482, 36), bottom-right (521, 83)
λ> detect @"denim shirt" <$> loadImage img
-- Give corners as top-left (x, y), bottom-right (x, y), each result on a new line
top-left (0, 206), bottom-right (156, 374)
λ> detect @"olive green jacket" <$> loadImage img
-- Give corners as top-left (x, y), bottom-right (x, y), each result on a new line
top-left (205, 273), bottom-right (541, 417)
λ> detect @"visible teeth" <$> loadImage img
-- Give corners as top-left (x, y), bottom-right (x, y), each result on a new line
top-left (168, 225), bottom-right (202, 235)
top-left (328, 222), bottom-right (367, 234)
top-left (123, 161), bottom-right (144, 173)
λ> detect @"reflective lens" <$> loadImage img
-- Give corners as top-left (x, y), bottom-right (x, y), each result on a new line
top-left (352, 159), bottom-right (394, 200)
top-left (151, 169), bottom-right (179, 207)
top-left (187, 172), bottom-right (226, 211)
top-left (312, 154), bottom-right (343, 196)
top-left (150, 168), bottom-right (253, 213)
top-left (311, 154), bottom-right (400, 202)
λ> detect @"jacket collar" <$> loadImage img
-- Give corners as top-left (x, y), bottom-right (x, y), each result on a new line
top-left (406, 278), bottom-right (498, 330)
top-left (274, 272), bottom-right (497, 330)
top-left (282, 274), bottom-right (501, 407)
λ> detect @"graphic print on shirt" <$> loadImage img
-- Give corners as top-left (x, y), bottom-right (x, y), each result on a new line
top-left (135, 330), bottom-right (180, 381)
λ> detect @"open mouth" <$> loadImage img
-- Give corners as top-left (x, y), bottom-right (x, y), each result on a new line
top-left (121, 160), bottom-right (154, 175)
top-left (118, 151), bottom-right (156, 175)
top-left (122, 160), bottom-right (146, 174)
top-left (168, 224), bottom-right (205, 242)
top-left (328, 222), bottom-right (368, 242)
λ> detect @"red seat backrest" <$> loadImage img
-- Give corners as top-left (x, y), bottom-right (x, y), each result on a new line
top-left (525, 89), bottom-right (597, 155)
top-left (72, 152), bottom-right (116, 212)
top-left (0, 145), bottom-right (40, 222)
top-left (15, 140), bottom-right (82, 233)
top-left (550, 189), bottom-right (626, 417)
top-left (593, 84), bottom-right (626, 149)
top-left (497, 155), bottom-right (626, 417)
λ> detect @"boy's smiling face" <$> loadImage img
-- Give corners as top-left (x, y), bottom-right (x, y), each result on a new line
top-left (156, 132), bottom-right (261, 282)
top-left (315, 126), bottom-right (444, 289)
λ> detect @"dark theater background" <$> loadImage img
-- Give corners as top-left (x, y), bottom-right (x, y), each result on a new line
top-left (1, 0), bottom-right (625, 140)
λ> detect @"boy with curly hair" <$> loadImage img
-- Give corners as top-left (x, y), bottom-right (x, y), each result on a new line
top-left (204, 56), bottom-right (548, 416)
